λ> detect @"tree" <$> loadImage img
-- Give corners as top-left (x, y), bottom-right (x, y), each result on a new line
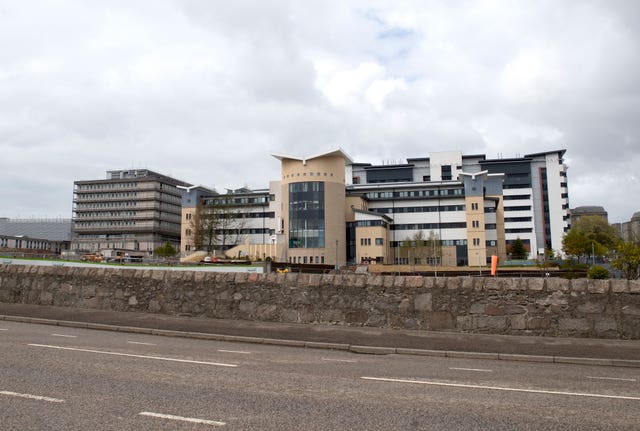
top-left (562, 215), bottom-right (619, 260)
top-left (191, 197), bottom-right (247, 253)
top-left (611, 241), bottom-right (640, 280)
top-left (508, 237), bottom-right (528, 260)
top-left (155, 241), bottom-right (177, 258)
top-left (400, 230), bottom-right (441, 265)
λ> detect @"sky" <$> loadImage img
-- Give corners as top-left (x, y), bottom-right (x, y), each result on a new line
top-left (1, 0), bottom-right (639, 223)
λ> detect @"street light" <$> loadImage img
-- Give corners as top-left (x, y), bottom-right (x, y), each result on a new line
top-left (335, 239), bottom-right (339, 271)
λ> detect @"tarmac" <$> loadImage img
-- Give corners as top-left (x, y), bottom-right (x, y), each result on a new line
top-left (1, 302), bottom-right (639, 368)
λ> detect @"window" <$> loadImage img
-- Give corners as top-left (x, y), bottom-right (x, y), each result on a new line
top-left (472, 220), bottom-right (479, 228)
top-left (185, 228), bottom-right (192, 236)
top-left (471, 202), bottom-right (479, 211)
top-left (352, 176), bottom-right (360, 184)
top-left (375, 238), bottom-right (384, 246)
top-left (289, 182), bottom-right (325, 248)
top-left (186, 213), bottom-right (192, 220)
top-left (423, 175), bottom-right (431, 181)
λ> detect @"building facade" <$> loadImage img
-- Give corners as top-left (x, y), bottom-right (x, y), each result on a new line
top-left (179, 184), bottom-right (281, 259)
top-left (72, 169), bottom-right (191, 255)
top-left (0, 218), bottom-right (71, 255)
top-left (178, 148), bottom-right (569, 266)
top-left (349, 149), bottom-right (569, 260)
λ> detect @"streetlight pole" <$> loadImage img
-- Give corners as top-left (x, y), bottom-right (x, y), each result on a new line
top-left (592, 242), bottom-right (596, 265)
top-left (335, 239), bottom-right (339, 271)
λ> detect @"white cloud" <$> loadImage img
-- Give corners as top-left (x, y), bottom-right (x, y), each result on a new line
top-left (0, 0), bottom-right (639, 223)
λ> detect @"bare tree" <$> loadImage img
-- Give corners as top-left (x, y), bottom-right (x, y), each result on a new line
top-left (190, 198), bottom-right (247, 253)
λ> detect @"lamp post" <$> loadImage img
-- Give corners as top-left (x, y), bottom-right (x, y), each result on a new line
top-left (477, 252), bottom-right (481, 276)
top-left (335, 239), bottom-right (339, 271)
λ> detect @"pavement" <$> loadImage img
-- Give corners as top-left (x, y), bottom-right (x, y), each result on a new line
top-left (1, 302), bottom-right (639, 368)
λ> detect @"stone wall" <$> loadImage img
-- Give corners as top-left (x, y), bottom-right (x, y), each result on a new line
top-left (1, 264), bottom-right (639, 339)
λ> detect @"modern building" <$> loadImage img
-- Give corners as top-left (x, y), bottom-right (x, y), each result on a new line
top-left (570, 206), bottom-right (608, 225)
top-left (71, 169), bottom-right (191, 255)
top-left (179, 184), bottom-right (281, 259)
top-left (349, 149), bottom-right (569, 260)
top-left (0, 218), bottom-right (71, 255)
top-left (612, 212), bottom-right (640, 243)
top-left (179, 148), bottom-right (569, 266)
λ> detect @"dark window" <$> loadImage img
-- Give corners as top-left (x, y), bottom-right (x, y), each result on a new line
top-left (289, 182), bottom-right (324, 248)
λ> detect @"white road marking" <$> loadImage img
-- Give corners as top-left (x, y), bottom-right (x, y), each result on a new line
top-left (127, 341), bottom-right (157, 346)
top-left (450, 367), bottom-right (493, 373)
top-left (587, 376), bottom-right (637, 382)
top-left (218, 349), bottom-right (251, 354)
top-left (0, 390), bottom-right (65, 403)
top-left (361, 377), bottom-right (640, 401)
top-left (322, 357), bottom-right (358, 363)
top-left (28, 344), bottom-right (238, 367)
top-left (139, 411), bottom-right (225, 426)
top-left (0, 328), bottom-right (8, 331)
top-left (51, 334), bottom-right (77, 338)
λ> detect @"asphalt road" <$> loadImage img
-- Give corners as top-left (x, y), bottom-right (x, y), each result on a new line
top-left (2, 321), bottom-right (639, 430)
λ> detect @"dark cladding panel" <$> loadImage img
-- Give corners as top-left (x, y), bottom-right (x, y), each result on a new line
top-left (482, 160), bottom-right (532, 188)
top-left (365, 167), bottom-right (413, 183)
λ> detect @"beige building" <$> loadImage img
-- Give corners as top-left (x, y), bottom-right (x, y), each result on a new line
top-left (273, 149), bottom-right (350, 266)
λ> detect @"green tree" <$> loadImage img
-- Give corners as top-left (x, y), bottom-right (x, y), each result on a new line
top-left (611, 241), bottom-right (640, 280)
top-left (154, 241), bottom-right (177, 258)
top-left (508, 237), bottom-right (528, 260)
top-left (587, 265), bottom-right (609, 279)
top-left (562, 215), bottom-right (619, 260)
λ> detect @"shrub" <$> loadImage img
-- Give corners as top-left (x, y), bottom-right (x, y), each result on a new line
top-left (587, 265), bottom-right (609, 279)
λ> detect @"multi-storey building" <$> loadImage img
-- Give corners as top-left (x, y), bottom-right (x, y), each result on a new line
top-left (179, 148), bottom-right (569, 266)
top-left (72, 169), bottom-right (191, 255)
top-left (349, 149), bottom-right (569, 260)
top-left (179, 183), bottom-right (281, 259)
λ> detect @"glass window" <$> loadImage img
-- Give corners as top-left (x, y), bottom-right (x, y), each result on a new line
top-left (288, 182), bottom-right (325, 249)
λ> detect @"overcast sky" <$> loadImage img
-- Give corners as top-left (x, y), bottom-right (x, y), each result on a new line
top-left (1, 0), bottom-right (638, 223)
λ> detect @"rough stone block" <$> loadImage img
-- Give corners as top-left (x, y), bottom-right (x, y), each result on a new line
top-left (587, 279), bottom-right (610, 294)
top-left (594, 318), bottom-right (617, 334)
top-left (460, 276), bottom-right (474, 290)
top-left (485, 304), bottom-right (505, 316)
top-left (383, 276), bottom-right (395, 289)
top-left (527, 316), bottom-right (552, 330)
top-left (547, 278), bottom-right (569, 292)
top-left (510, 314), bottom-right (527, 330)
top-left (128, 296), bottom-right (138, 306)
top-left (405, 276), bottom-right (424, 288)
top-left (398, 297), bottom-right (412, 314)
top-left (477, 316), bottom-right (507, 330)
top-left (428, 311), bottom-right (454, 330)
top-left (506, 278), bottom-right (525, 291)
top-left (456, 315), bottom-right (475, 330)
top-left (367, 275), bottom-right (384, 287)
top-left (630, 280), bottom-right (640, 293)
top-left (570, 278), bottom-right (588, 292)
top-left (558, 318), bottom-right (590, 332)
top-left (345, 309), bottom-right (368, 324)
top-left (414, 292), bottom-right (432, 313)
top-left (469, 302), bottom-right (485, 314)
top-left (394, 276), bottom-right (405, 289)
top-left (611, 279), bottom-right (629, 293)
top-left (621, 305), bottom-right (640, 316)
top-left (307, 274), bottom-right (321, 286)
top-left (39, 291), bottom-right (53, 305)
top-left (527, 278), bottom-right (545, 292)
top-left (577, 301), bottom-right (605, 314)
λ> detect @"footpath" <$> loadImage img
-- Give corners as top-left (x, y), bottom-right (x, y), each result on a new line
top-left (1, 302), bottom-right (639, 367)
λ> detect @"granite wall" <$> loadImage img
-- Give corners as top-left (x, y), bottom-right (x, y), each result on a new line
top-left (1, 264), bottom-right (639, 339)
